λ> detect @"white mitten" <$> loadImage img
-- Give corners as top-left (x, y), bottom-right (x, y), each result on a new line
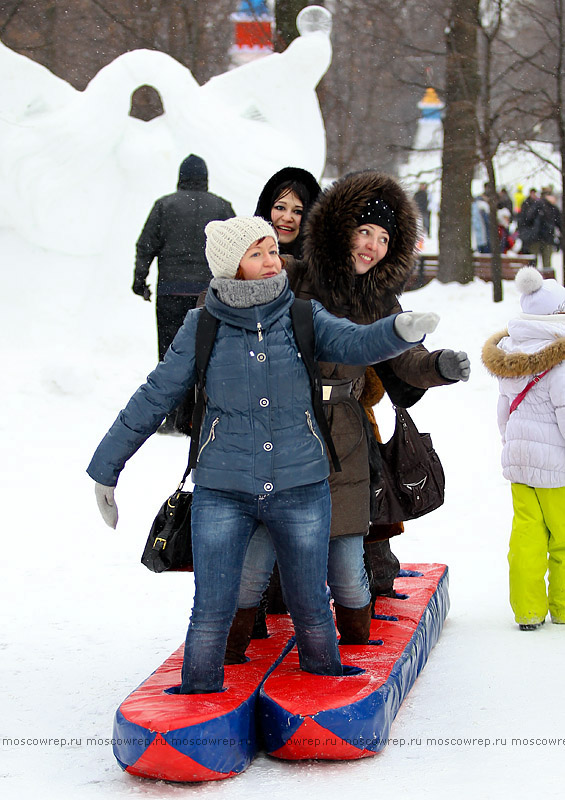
top-left (394, 311), bottom-right (439, 342)
top-left (95, 482), bottom-right (118, 529)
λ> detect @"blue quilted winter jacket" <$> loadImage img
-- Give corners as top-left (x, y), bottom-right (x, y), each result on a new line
top-left (87, 278), bottom-right (416, 494)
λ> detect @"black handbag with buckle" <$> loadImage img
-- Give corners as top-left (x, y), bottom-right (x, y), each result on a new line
top-left (141, 309), bottom-right (219, 573)
top-left (369, 406), bottom-right (445, 525)
top-left (141, 472), bottom-right (194, 573)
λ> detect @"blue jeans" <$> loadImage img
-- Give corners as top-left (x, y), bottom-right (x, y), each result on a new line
top-left (239, 527), bottom-right (370, 610)
top-left (327, 534), bottom-right (371, 607)
top-left (180, 480), bottom-right (342, 693)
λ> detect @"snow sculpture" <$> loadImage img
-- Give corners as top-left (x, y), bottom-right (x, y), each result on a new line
top-left (0, 6), bottom-right (332, 255)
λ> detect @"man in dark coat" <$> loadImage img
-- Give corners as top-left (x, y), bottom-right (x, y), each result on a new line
top-left (413, 182), bottom-right (430, 236)
top-left (517, 187), bottom-right (540, 255)
top-left (528, 190), bottom-right (562, 272)
top-left (133, 154), bottom-right (234, 432)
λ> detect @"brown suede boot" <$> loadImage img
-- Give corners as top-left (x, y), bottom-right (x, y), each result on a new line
top-left (224, 607), bottom-right (259, 665)
top-left (334, 602), bottom-right (372, 645)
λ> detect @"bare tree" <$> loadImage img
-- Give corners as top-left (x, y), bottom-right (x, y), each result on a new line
top-left (437, 0), bottom-right (480, 284)
top-left (273, 0), bottom-right (308, 50)
top-left (502, 0), bottom-right (565, 283)
top-left (475, 0), bottom-right (506, 300)
top-left (318, 0), bottom-right (448, 177)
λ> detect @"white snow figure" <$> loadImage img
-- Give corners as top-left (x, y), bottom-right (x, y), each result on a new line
top-left (0, 6), bottom-right (332, 255)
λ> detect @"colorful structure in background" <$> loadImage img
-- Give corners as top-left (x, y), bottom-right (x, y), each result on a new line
top-left (230, 0), bottom-right (274, 67)
top-left (112, 563), bottom-right (449, 782)
top-left (399, 83), bottom-right (560, 231)
top-left (417, 86), bottom-right (445, 122)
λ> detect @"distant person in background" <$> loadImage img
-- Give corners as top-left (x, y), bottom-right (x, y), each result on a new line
top-left (497, 208), bottom-right (515, 254)
top-left (132, 154), bottom-right (235, 433)
top-left (497, 187), bottom-right (513, 220)
top-left (517, 188), bottom-right (539, 256)
top-left (413, 182), bottom-right (431, 236)
top-left (513, 184), bottom-right (525, 216)
top-left (472, 194), bottom-right (490, 253)
top-left (529, 189), bottom-right (562, 273)
top-left (254, 166), bottom-right (321, 258)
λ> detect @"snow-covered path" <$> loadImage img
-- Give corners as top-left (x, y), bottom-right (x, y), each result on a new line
top-left (2, 227), bottom-right (564, 799)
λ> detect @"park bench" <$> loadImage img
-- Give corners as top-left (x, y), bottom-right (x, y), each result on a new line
top-left (405, 252), bottom-right (555, 291)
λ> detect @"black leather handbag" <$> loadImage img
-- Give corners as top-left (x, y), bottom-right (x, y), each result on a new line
top-left (141, 473), bottom-right (194, 573)
top-left (141, 310), bottom-right (220, 573)
top-left (370, 406), bottom-right (445, 524)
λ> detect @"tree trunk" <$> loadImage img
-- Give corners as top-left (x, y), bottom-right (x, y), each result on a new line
top-left (438, 0), bottom-right (480, 284)
top-left (557, 0), bottom-right (565, 285)
top-left (274, 0), bottom-right (308, 51)
top-left (484, 171), bottom-right (503, 302)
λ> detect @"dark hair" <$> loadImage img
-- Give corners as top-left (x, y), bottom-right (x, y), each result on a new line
top-left (254, 167), bottom-right (322, 257)
top-left (270, 180), bottom-right (311, 212)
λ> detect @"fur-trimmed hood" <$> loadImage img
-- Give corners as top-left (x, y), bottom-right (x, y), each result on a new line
top-left (302, 170), bottom-right (419, 321)
top-left (482, 324), bottom-right (565, 378)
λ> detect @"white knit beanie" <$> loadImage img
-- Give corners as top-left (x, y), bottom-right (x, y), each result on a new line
top-left (205, 216), bottom-right (279, 279)
top-left (516, 267), bottom-right (565, 316)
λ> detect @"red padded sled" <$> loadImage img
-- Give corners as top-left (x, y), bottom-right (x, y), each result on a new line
top-left (113, 615), bottom-right (295, 782)
top-left (112, 563), bottom-right (448, 781)
top-left (259, 563), bottom-right (449, 760)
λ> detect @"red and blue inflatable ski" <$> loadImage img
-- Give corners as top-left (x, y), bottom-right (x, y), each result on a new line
top-left (112, 615), bottom-right (296, 782)
top-left (259, 562), bottom-right (449, 760)
top-left (112, 563), bottom-right (448, 781)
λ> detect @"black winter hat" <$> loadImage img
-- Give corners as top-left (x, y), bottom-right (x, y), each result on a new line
top-left (356, 196), bottom-right (397, 238)
top-left (178, 154), bottom-right (208, 183)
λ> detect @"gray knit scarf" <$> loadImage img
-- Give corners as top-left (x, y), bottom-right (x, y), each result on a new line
top-left (211, 270), bottom-right (287, 308)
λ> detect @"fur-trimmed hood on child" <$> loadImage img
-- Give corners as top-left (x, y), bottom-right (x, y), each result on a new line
top-left (482, 317), bottom-right (565, 489)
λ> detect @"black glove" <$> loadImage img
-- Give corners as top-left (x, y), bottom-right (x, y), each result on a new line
top-left (132, 278), bottom-right (151, 301)
top-left (437, 349), bottom-right (471, 382)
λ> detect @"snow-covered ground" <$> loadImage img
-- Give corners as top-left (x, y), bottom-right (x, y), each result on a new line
top-left (2, 222), bottom-right (564, 799)
top-left (2, 21), bottom-right (565, 798)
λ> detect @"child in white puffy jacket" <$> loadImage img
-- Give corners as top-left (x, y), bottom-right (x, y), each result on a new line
top-left (482, 267), bottom-right (565, 630)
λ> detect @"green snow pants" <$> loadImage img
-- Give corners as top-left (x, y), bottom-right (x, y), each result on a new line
top-left (509, 483), bottom-right (565, 625)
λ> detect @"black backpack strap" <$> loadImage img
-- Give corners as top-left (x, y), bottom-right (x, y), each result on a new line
top-left (187, 308), bottom-right (219, 472)
top-left (290, 299), bottom-right (341, 472)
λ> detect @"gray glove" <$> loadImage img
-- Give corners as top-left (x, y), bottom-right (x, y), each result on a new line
top-left (437, 349), bottom-right (471, 382)
top-left (95, 483), bottom-right (118, 529)
top-left (394, 311), bottom-right (439, 342)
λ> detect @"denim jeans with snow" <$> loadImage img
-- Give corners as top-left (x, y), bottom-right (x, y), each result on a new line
top-left (238, 527), bottom-right (371, 610)
top-left (180, 480), bottom-right (342, 693)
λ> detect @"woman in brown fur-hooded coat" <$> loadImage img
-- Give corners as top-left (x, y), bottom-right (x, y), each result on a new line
top-left (228, 171), bottom-right (467, 654)
top-left (286, 171), bottom-right (454, 540)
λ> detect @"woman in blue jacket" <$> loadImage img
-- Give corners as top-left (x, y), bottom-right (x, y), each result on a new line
top-left (88, 216), bottom-right (438, 694)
